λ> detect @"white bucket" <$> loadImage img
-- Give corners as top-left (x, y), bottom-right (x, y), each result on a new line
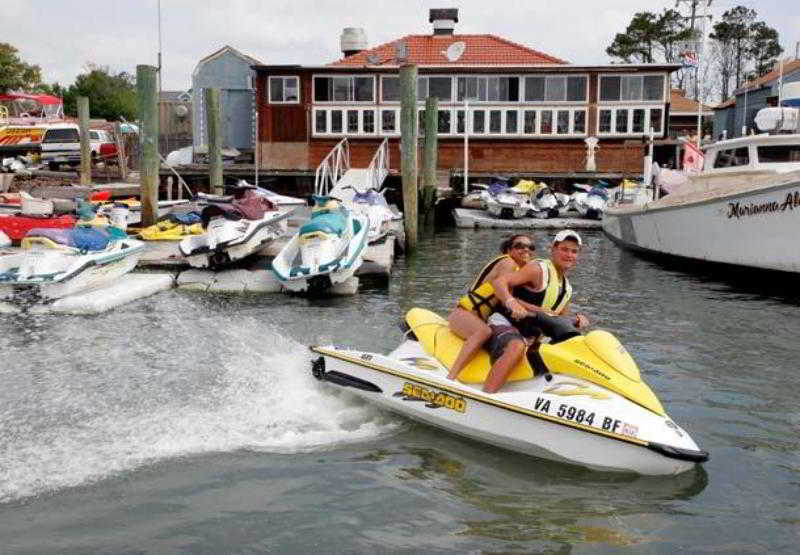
top-left (109, 205), bottom-right (130, 230)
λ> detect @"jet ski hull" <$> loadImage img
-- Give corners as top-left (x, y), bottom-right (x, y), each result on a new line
top-left (311, 342), bottom-right (707, 475)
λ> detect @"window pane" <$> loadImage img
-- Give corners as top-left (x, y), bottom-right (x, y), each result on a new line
top-left (487, 78), bottom-right (500, 101)
top-left (643, 75), bottom-right (664, 101)
top-left (314, 77), bottom-right (331, 101)
top-left (632, 108), bottom-right (645, 133)
top-left (382, 77), bottom-right (400, 101)
top-left (541, 110), bottom-right (553, 134)
top-left (599, 76), bottom-right (620, 101)
top-left (650, 108), bottom-right (662, 132)
top-left (315, 111), bottom-right (326, 133)
top-left (285, 77), bottom-right (298, 101)
top-left (489, 110), bottom-right (502, 133)
top-left (503, 77), bottom-right (519, 101)
top-left (567, 76), bottom-right (587, 101)
top-left (429, 77), bottom-right (452, 101)
top-left (354, 77), bottom-right (373, 101)
top-left (347, 110), bottom-right (359, 132)
top-left (473, 110), bottom-right (485, 133)
top-left (477, 78), bottom-right (487, 101)
top-left (363, 110), bottom-right (374, 133)
top-left (757, 145), bottom-right (800, 163)
top-left (616, 109), bottom-right (628, 133)
top-left (456, 110), bottom-right (465, 133)
top-left (545, 76), bottom-right (566, 102)
top-left (714, 149), bottom-right (735, 168)
top-left (599, 109), bottom-right (612, 132)
top-left (416, 77), bottom-right (428, 101)
top-left (438, 110), bottom-right (451, 133)
top-left (733, 147), bottom-right (750, 166)
top-left (333, 77), bottom-right (351, 101)
top-left (574, 110), bottom-right (586, 133)
top-left (506, 110), bottom-right (518, 133)
top-left (418, 110), bottom-right (425, 136)
top-left (270, 78), bottom-right (283, 102)
top-left (381, 110), bottom-right (396, 132)
top-left (621, 76), bottom-right (642, 101)
top-left (556, 110), bottom-right (569, 133)
top-left (457, 77), bottom-right (479, 101)
top-left (331, 110), bottom-right (342, 132)
top-left (525, 77), bottom-right (545, 101)
top-left (524, 110), bottom-right (537, 133)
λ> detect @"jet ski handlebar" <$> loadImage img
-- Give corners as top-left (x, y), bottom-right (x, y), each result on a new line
top-left (521, 311), bottom-right (582, 344)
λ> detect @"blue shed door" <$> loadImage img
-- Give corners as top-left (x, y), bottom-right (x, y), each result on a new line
top-left (225, 89), bottom-right (255, 150)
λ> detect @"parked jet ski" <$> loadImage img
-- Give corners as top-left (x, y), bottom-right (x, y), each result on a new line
top-left (234, 179), bottom-right (307, 208)
top-left (270, 195), bottom-right (368, 294)
top-left (310, 307), bottom-right (709, 475)
top-left (484, 180), bottom-right (533, 219)
top-left (0, 226), bottom-right (144, 304)
top-left (179, 188), bottom-right (295, 269)
top-left (531, 185), bottom-right (567, 218)
top-left (572, 183), bottom-right (610, 219)
top-left (345, 186), bottom-right (401, 244)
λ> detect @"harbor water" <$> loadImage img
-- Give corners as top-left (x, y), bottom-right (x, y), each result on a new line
top-left (1, 229), bottom-right (799, 553)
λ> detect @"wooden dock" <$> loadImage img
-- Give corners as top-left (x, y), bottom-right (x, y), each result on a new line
top-left (453, 208), bottom-right (603, 230)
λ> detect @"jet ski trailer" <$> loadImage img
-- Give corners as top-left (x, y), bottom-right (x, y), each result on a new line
top-left (310, 308), bottom-right (709, 475)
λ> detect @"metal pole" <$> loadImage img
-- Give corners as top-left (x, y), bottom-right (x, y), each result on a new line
top-left (157, 0), bottom-right (163, 94)
top-left (463, 98), bottom-right (469, 195)
top-left (137, 65), bottom-right (159, 227)
top-left (695, 0), bottom-right (708, 149)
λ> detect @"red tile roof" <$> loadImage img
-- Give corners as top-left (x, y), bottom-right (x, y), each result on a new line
top-left (734, 58), bottom-right (800, 95)
top-left (670, 89), bottom-right (713, 114)
top-left (329, 34), bottom-right (568, 67)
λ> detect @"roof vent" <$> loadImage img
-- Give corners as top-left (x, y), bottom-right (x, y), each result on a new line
top-left (340, 27), bottom-right (367, 57)
top-left (429, 8), bottom-right (458, 36)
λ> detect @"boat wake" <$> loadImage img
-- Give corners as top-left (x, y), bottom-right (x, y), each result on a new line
top-left (0, 312), bottom-right (401, 504)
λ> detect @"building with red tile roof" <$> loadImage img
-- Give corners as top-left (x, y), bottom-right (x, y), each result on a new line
top-left (252, 9), bottom-right (681, 179)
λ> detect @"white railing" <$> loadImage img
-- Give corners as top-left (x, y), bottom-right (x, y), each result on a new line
top-left (365, 137), bottom-right (389, 192)
top-left (314, 138), bottom-right (350, 196)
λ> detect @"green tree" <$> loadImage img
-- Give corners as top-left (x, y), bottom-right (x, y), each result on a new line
top-left (607, 9), bottom-right (692, 64)
top-left (710, 6), bottom-right (756, 92)
top-left (0, 43), bottom-right (42, 93)
top-left (748, 21), bottom-right (783, 77)
top-left (62, 65), bottom-right (136, 121)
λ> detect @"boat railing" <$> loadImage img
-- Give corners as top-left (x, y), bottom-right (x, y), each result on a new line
top-left (365, 137), bottom-right (389, 192)
top-left (314, 138), bottom-right (350, 196)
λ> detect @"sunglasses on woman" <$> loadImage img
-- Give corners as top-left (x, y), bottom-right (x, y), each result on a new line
top-left (511, 242), bottom-right (534, 251)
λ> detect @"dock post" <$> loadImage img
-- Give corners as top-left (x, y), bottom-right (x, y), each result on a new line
top-left (205, 88), bottom-right (223, 195)
top-left (400, 64), bottom-right (418, 252)
top-left (77, 97), bottom-right (91, 186)
top-left (422, 96), bottom-right (438, 227)
top-left (137, 64), bottom-right (159, 227)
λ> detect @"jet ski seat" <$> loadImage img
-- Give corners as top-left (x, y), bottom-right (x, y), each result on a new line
top-left (300, 210), bottom-right (347, 237)
top-left (23, 227), bottom-right (112, 251)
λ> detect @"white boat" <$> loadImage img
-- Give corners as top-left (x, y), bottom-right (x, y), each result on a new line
top-left (179, 190), bottom-right (295, 269)
top-left (604, 105), bottom-right (800, 273)
top-left (0, 227), bottom-right (144, 304)
top-left (271, 195), bottom-right (369, 293)
top-left (310, 308), bottom-right (708, 475)
top-left (484, 182), bottom-right (534, 219)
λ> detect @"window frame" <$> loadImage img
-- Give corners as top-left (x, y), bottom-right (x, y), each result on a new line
top-left (268, 76), bottom-right (300, 104)
top-left (311, 107), bottom-right (378, 137)
top-left (596, 105), bottom-right (665, 137)
top-left (523, 75), bottom-right (588, 103)
top-left (597, 73), bottom-right (666, 103)
top-left (312, 74), bottom-right (376, 104)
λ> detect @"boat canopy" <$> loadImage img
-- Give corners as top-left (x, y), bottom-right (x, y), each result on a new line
top-left (0, 93), bottom-right (64, 121)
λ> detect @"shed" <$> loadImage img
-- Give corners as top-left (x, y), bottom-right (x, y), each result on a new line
top-left (192, 46), bottom-right (262, 152)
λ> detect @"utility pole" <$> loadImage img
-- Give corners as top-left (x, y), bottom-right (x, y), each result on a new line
top-left (675, 0), bottom-right (712, 101)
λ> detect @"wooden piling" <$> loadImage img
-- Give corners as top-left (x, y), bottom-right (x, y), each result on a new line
top-left (205, 88), bottom-right (223, 195)
top-left (400, 64), bottom-right (418, 252)
top-left (77, 97), bottom-right (91, 186)
top-left (422, 96), bottom-right (438, 226)
top-left (113, 122), bottom-right (129, 181)
top-left (137, 65), bottom-right (159, 227)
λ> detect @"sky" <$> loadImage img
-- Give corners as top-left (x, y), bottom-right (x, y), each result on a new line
top-left (4, 0), bottom-right (798, 92)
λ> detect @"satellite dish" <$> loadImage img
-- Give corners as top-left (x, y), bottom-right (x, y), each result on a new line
top-left (366, 53), bottom-right (380, 65)
top-left (444, 41), bottom-right (466, 62)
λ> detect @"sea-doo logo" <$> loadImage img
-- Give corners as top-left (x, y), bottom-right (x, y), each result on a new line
top-left (572, 359), bottom-right (611, 381)
top-left (397, 382), bottom-right (466, 413)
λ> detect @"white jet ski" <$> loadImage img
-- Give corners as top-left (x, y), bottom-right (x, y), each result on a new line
top-left (234, 179), bottom-right (307, 208)
top-left (310, 308), bottom-right (709, 475)
top-left (271, 195), bottom-right (368, 294)
top-left (483, 181), bottom-right (533, 219)
top-left (531, 185), bottom-right (567, 218)
top-left (0, 226), bottom-right (144, 304)
top-left (347, 186), bottom-right (402, 244)
top-left (179, 188), bottom-right (295, 269)
top-left (572, 183), bottom-right (609, 219)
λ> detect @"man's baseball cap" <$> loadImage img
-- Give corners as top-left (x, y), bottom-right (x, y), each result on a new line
top-left (553, 229), bottom-right (582, 246)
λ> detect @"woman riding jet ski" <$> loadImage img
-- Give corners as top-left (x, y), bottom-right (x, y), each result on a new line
top-left (179, 187), bottom-right (296, 269)
top-left (271, 195), bottom-right (368, 294)
top-left (309, 307), bottom-right (709, 475)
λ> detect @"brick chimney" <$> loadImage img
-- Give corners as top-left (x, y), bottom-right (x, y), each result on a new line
top-left (429, 8), bottom-right (458, 35)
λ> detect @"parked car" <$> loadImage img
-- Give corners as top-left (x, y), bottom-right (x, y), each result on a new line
top-left (40, 123), bottom-right (81, 170)
top-left (89, 129), bottom-right (118, 163)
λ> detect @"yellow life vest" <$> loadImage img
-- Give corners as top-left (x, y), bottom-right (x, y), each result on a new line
top-left (459, 257), bottom-right (571, 319)
top-left (457, 254), bottom-right (516, 320)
